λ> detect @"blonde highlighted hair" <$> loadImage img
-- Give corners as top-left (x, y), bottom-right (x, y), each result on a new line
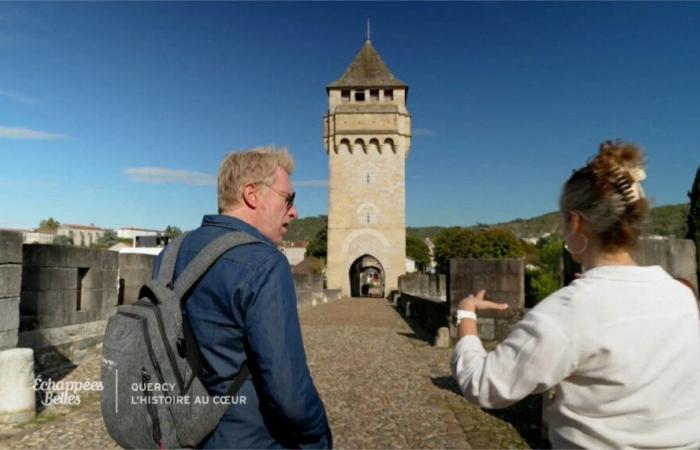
top-left (217, 146), bottom-right (294, 213)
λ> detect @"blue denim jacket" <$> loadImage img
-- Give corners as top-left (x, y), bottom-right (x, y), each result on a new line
top-left (152, 215), bottom-right (332, 449)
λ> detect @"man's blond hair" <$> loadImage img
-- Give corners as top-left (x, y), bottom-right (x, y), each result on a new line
top-left (217, 146), bottom-right (294, 213)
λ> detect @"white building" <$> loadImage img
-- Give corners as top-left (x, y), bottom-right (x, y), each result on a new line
top-left (56, 224), bottom-right (105, 247)
top-left (23, 231), bottom-right (55, 244)
top-left (117, 227), bottom-right (160, 240)
top-left (279, 241), bottom-right (308, 266)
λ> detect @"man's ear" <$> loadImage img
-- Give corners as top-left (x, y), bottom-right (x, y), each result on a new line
top-left (241, 183), bottom-right (259, 209)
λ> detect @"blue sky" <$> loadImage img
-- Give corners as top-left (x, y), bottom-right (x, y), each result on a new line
top-left (1, 2), bottom-right (699, 231)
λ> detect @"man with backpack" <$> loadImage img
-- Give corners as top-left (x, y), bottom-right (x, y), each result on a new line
top-left (154, 147), bottom-right (332, 448)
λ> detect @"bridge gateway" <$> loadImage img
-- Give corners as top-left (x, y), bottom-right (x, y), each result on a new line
top-left (323, 37), bottom-right (411, 297)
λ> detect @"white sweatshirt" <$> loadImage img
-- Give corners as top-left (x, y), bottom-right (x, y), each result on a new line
top-left (451, 265), bottom-right (700, 449)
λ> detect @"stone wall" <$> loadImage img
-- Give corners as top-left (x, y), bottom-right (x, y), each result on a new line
top-left (448, 258), bottom-right (525, 344)
top-left (398, 273), bottom-right (446, 300)
top-left (293, 273), bottom-right (342, 308)
top-left (0, 232), bottom-right (22, 350)
top-left (0, 241), bottom-right (340, 373)
top-left (633, 238), bottom-right (698, 289)
top-left (19, 245), bottom-right (118, 371)
top-left (396, 293), bottom-right (447, 336)
top-left (564, 238), bottom-right (698, 290)
top-left (118, 253), bottom-right (155, 305)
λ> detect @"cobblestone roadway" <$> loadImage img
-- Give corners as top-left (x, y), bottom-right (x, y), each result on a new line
top-left (0, 298), bottom-right (534, 449)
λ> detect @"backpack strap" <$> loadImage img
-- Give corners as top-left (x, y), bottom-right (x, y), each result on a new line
top-left (156, 233), bottom-right (190, 286)
top-left (172, 231), bottom-right (260, 299)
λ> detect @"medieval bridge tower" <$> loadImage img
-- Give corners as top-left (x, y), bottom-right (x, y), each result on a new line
top-left (323, 38), bottom-right (411, 297)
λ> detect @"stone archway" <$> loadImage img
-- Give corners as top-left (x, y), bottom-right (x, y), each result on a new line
top-left (349, 254), bottom-right (385, 298)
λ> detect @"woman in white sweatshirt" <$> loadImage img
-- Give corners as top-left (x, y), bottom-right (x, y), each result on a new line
top-left (451, 141), bottom-right (700, 449)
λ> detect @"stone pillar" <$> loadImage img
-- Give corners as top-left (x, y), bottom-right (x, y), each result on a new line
top-left (0, 348), bottom-right (36, 423)
top-left (0, 231), bottom-right (22, 350)
top-left (118, 253), bottom-right (155, 305)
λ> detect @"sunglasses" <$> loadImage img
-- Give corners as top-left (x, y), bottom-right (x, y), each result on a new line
top-left (266, 186), bottom-right (296, 210)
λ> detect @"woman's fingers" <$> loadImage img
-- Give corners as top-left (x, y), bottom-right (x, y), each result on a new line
top-left (458, 291), bottom-right (509, 311)
top-left (474, 290), bottom-right (508, 310)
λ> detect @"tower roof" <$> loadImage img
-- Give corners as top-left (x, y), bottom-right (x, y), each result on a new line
top-left (328, 40), bottom-right (407, 90)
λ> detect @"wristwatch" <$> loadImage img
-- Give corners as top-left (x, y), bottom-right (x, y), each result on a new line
top-left (452, 309), bottom-right (477, 326)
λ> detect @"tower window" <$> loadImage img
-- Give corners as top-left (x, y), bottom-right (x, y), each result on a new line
top-left (384, 89), bottom-right (393, 101)
top-left (366, 173), bottom-right (370, 184)
top-left (355, 90), bottom-right (365, 102)
top-left (341, 90), bottom-right (350, 102)
top-left (369, 89), bottom-right (379, 101)
top-left (367, 213), bottom-right (370, 224)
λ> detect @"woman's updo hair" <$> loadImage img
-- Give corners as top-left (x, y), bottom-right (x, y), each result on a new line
top-left (560, 140), bottom-right (650, 251)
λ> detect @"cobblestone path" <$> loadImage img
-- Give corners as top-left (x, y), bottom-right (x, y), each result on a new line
top-left (0, 298), bottom-right (539, 449)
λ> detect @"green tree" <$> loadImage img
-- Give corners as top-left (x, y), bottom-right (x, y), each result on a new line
top-left (524, 234), bottom-right (564, 305)
top-left (92, 230), bottom-right (120, 249)
top-left (163, 225), bottom-right (183, 239)
top-left (39, 217), bottom-right (60, 232)
top-left (307, 223), bottom-right (327, 258)
top-left (433, 227), bottom-right (524, 273)
top-left (687, 165), bottom-right (700, 281)
top-left (536, 234), bottom-right (564, 273)
top-left (52, 235), bottom-right (73, 246)
top-left (528, 270), bottom-right (561, 303)
top-left (406, 236), bottom-right (430, 272)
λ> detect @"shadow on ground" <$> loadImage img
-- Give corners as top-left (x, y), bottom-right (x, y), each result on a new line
top-left (431, 375), bottom-right (551, 449)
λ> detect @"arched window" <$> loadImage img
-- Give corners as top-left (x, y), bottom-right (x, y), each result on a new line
top-left (382, 138), bottom-right (395, 154)
top-left (338, 139), bottom-right (350, 154)
top-left (353, 139), bottom-right (366, 154)
top-left (368, 138), bottom-right (380, 154)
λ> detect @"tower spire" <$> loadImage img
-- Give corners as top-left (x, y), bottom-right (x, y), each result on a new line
top-left (366, 18), bottom-right (371, 42)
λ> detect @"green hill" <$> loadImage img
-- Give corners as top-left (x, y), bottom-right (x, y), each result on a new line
top-left (287, 204), bottom-right (690, 242)
top-left (285, 215), bottom-right (326, 241)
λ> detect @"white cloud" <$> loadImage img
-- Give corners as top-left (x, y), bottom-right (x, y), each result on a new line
top-left (294, 179), bottom-right (328, 188)
top-left (124, 167), bottom-right (216, 186)
top-left (0, 126), bottom-right (67, 140)
top-left (0, 89), bottom-right (38, 106)
top-left (413, 128), bottom-right (435, 137)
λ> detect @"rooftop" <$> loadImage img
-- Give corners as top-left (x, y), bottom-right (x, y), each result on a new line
top-left (328, 40), bottom-right (407, 90)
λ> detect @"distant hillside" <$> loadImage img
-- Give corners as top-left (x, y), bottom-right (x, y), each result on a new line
top-left (288, 204), bottom-right (689, 242)
top-left (285, 215), bottom-right (326, 241)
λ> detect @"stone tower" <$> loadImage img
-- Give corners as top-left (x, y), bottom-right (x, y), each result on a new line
top-left (323, 38), bottom-right (411, 297)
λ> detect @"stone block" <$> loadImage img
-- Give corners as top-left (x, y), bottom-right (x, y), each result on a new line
top-left (0, 329), bottom-right (18, 350)
top-left (36, 309), bottom-right (100, 329)
top-left (21, 267), bottom-right (78, 291)
top-left (0, 265), bottom-right (22, 298)
top-left (434, 327), bottom-right (450, 348)
top-left (20, 289), bottom-right (75, 316)
top-left (118, 253), bottom-right (156, 271)
top-left (0, 232), bottom-right (22, 264)
top-left (0, 297), bottom-right (20, 332)
top-left (82, 269), bottom-right (118, 289)
top-left (120, 286), bottom-right (143, 305)
top-left (117, 267), bottom-right (151, 286)
top-left (0, 348), bottom-right (35, 424)
top-left (23, 245), bottom-right (118, 270)
top-left (18, 319), bottom-right (107, 349)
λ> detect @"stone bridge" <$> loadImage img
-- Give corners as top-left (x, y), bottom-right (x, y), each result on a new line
top-left (0, 297), bottom-right (542, 449)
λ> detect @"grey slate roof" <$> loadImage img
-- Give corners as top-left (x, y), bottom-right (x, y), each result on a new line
top-left (328, 40), bottom-right (407, 89)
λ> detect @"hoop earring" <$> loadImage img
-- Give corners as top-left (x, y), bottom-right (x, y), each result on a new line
top-left (564, 232), bottom-right (588, 255)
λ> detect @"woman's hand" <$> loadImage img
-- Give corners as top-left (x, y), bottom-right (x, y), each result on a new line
top-left (458, 290), bottom-right (509, 313)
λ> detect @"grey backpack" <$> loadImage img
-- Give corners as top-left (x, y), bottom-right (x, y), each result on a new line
top-left (101, 231), bottom-right (259, 449)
